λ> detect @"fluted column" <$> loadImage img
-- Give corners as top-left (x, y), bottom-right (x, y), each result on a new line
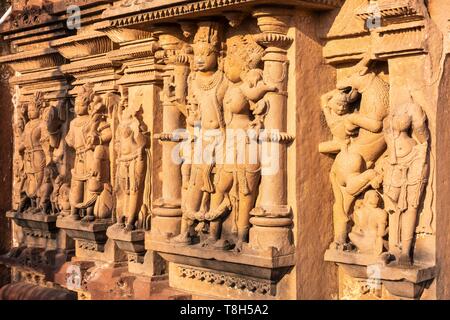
top-left (250, 7), bottom-right (295, 254)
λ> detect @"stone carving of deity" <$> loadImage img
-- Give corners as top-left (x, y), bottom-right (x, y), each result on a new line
top-left (16, 91), bottom-right (63, 215)
top-left (171, 21), bottom-right (230, 246)
top-left (171, 22), bottom-right (275, 251)
top-left (114, 90), bottom-right (149, 231)
top-left (203, 32), bottom-right (276, 251)
top-left (65, 83), bottom-right (113, 222)
top-left (382, 101), bottom-right (429, 266)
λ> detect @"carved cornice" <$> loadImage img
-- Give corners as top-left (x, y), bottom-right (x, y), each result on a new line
top-left (1, 0), bottom-right (55, 33)
top-left (61, 56), bottom-right (120, 74)
top-left (106, 41), bottom-right (159, 62)
top-left (0, 47), bottom-right (66, 73)
top-left (324, 0), bottom-right (429, 64)
top-left (51, 31), bottom-right (115, 60)
top-left (356, 0), bottom-right (425, 20)
top-left (103, 0), bottom-right (343, 28)
top-left (94, 21), bottom-right (154, 43)
top-left (372, 20), bottom-right (427, 58)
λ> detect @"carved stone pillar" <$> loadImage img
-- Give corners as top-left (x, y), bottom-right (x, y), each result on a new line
top-left (250, 7), bottom-right (295, 254)
top-left (150, 26), bottom-right (185, 241)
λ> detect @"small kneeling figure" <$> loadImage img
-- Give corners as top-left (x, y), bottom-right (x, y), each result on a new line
top-left (349, 190), bottom-right (387, 256)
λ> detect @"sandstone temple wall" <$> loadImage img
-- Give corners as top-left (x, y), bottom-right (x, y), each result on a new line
top-left (0, 0), bottom-right (449, 300)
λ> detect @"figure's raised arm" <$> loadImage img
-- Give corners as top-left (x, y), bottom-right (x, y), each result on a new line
top-left (411, 102), bottom-right (429, 144)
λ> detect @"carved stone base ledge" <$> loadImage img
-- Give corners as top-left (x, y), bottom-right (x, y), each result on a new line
top-left (57, 216), bottom-right (110, 252)
top-left (171, 263), bottom-right (275, 299)
top-left (106, 225), bottom-right (145, 261)
top-left (6, 210), bottom-right (58, 240)
top-left (106, 226), bottom-right (167, 276)
top-left (149, 237), bottom-right (295, 298)
top-left (324, 249), bottom-right (436, 300)
top-left (0, 282), bottom-right (76, 300)
top-left (0, 247), bottom-right (73, 282)
top-left (57, 216), bottom-right (126, 264)
top-left (54, 261), bottom-right (189, 300)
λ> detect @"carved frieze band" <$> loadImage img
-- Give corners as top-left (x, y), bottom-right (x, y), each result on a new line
top-left (176, 265), bottom-right (274, 296)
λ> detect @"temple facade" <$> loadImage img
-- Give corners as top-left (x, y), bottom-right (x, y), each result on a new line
top-left (0, 0), bottom-right (449, 300)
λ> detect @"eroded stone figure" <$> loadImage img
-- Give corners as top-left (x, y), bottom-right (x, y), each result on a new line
top-left (16, 92), bottom-right (63, 214)
top-left (114, 91), bottom-right (148, 231)
top-left (320, 53), bottom-right (389, 249)
top-left (65, 83), bottom-right (113, 222)
top-left (382, 101), bottom-right (429, 266)
top-left (348, 190), bottom-right (387, 256)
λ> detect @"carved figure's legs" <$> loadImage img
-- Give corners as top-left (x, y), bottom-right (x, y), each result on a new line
top-left (172, 165), bottom-right (205, 244)
top-left (330, 170), bottom-right (351, 246)
top-left (234, 172), bottom-right (260, 252)
top-left (205, 170), bottom-right (233, 245)
top-left (69, 179), bottom-right (84, 220)
top-left (125, 192), bottom-right (143, 232)
top-left (38, 180), bottom-right (53, 214)
top-left (26, 171), bottom-right (43, 212)
top-left (398, 206), bottom-right (418, 266)
top-left (115, 187), bottom-right (126, 227)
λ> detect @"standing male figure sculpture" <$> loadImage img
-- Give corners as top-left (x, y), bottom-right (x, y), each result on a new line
top-left (65, 83), bottom-right (113, 222)
top-left (17, 91), bottom-right (63, 214)
top-left (172, 21), bottom-right (230, 246)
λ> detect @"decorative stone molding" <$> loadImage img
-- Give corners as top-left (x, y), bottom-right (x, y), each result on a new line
top-left (0, 48), bottom-right (66, 73)
top-left (176, 265), bottom-right (274, 296)
top-left (51, 32), bottom-right (115, 60)
top-left (103, 0), bottom-right (344, 28)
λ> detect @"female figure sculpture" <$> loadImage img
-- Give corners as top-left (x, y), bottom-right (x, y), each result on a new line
top-left (114, 92), bottom-right (148, 231)
top-left (203, 33), bottom-right (275, 251)
top-left (383, 101), bottom-right (429, 266)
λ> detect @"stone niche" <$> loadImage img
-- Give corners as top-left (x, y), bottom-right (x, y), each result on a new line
top-left (0, 0), bottom-right (449, 301)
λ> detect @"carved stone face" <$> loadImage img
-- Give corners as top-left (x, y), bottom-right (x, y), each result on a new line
top-left (74, 96), bottom-right (89, 116)
top-left (193, 43), bottom-right (218, 72)
top-left (224, 55), bottom-right (243, 83)
top-left (27, 103), bottom-right (39, 120)
top-left (364, 190), bottom-right (380, 208)
top-left (329, 93), bottom-right (349, 116)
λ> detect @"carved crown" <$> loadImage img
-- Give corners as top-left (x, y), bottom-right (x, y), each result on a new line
top-left (194, 21), bottom-right (222, 48)
top-left (32, 91), bottom-right (46, 110)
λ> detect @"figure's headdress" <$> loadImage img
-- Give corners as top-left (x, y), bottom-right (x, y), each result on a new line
top-left (226, 35), bottom-right (264, 70)
top-left (77, 83), bottom-right (95, 105)
top-left (193, 21), bottom-right (222, 50)
top-left (32, 91), bottom-right (46, 110)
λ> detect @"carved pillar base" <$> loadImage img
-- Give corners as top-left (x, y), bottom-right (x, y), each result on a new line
top-left (106, 226), bottom-right (166, 277)
top-left (249, 205), bottom-right (294, 255)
